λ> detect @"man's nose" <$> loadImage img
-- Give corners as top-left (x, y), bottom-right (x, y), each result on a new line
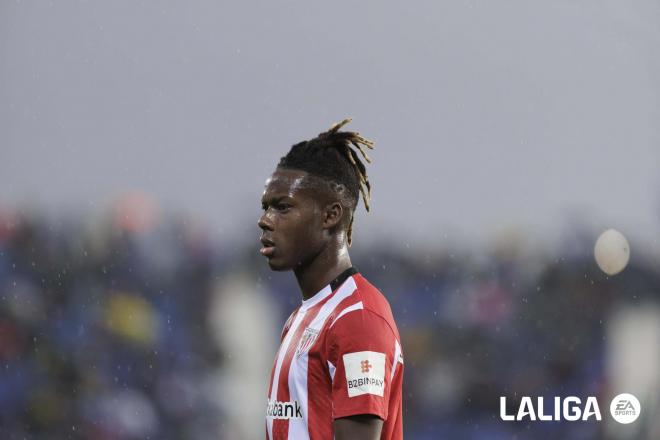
top-left (258, 211), bottom-right (273, 231)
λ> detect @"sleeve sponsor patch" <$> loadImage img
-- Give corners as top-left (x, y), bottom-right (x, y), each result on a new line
top-left (342, 351), bottom-right (386, 397)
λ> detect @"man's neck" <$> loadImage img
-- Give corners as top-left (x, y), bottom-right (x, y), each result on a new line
top-left (294, 244), bottom-right (352, 301)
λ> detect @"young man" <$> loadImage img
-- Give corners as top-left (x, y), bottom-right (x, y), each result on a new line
top-left (258, 119), bottom-right (404, 439)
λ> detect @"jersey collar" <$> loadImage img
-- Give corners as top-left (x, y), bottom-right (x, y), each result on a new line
top-left (300, 266), bottom-right (358, 311)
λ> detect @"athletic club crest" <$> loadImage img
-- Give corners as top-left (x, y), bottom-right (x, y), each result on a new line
top-left (296, 327), bottom-right (319, 358)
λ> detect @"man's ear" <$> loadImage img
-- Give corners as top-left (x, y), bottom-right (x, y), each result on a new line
top-left (323, 201), bottom-right (344, 230)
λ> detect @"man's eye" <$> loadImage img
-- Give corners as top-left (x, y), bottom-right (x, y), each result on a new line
top-left (261, 204), bottom-right (290, 212)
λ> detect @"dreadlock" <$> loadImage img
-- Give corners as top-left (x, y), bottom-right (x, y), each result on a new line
top-left (277, 118), bottom-right (374, 246)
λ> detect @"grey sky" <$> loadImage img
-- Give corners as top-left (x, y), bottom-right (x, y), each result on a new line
top-left (2, 0), bottom-right (659, 249)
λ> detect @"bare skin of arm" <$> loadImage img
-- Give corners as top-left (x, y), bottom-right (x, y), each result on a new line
top-left (334, 414), bottom-right (384, 440)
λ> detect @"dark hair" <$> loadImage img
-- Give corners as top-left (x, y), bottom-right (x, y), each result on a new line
top-left (277, 118), bottom-right (374, 246)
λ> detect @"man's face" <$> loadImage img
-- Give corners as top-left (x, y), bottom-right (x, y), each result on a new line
top-left (258, 168), bottom-right (326, 271)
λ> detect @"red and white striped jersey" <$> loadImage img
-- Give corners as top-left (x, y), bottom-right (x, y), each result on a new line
top-left (265, 267), bottom-right (404, 440)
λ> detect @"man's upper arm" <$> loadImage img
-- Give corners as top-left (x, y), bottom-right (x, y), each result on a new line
top-left (334, 414), bottom-right (384, 440)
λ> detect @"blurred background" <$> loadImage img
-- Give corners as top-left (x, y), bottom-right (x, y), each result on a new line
top-left (1, 1), bottom-right (659, 439)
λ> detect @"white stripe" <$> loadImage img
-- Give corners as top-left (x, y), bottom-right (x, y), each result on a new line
top-left (327, 361), bottom-right (336, 382)
top-left (300, 284), bottom-right (332, 311)
top-left (329, 301), bottom-right (364, 328)
top-left (288, 351), bottom-right (310, 440)
top-left (307, 276), bottom-right (358, 331)
top-left (287, 276), bottom-right (358, 440)
top-left (390, 339), bottom-right (402, 381)
top-left (267, 308), bottom-right (305, 440)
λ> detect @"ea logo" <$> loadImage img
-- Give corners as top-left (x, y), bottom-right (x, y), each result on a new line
top-left (610, 393), bottom-right (641, 424)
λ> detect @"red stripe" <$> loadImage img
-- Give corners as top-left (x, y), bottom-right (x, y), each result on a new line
top-left (268, 307), bottom-right (299, 397)
top-left (271, 305), bottom-right (322, 439)
top-left (267, 354), bottom-right (277, 399)
top-left (307, 293), bottom-right (362, 439)
top-left (306, 354), bottom-right (333, 439)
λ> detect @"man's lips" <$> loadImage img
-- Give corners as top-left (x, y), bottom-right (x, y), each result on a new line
top-left (260, 237), bottom-right (275, 257)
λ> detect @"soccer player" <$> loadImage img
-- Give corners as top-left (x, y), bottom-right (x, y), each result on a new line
top-left (258, 119), bottom-right (404, 439)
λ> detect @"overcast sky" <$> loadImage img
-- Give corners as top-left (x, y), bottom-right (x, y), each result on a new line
top-left (1, 0), bottom-right (659, 250)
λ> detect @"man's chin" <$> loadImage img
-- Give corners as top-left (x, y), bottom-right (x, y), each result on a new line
top-left (267, 258), bottom-right (292, 271)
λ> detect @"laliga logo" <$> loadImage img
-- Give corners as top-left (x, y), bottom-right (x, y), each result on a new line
top-left (500, 396), bottom-right (601, 421)
top-left (500, 393), bottom-right (641, 423)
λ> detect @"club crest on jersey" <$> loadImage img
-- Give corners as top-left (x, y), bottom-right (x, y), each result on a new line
top-left (296, 327), bottom-right (319, 358)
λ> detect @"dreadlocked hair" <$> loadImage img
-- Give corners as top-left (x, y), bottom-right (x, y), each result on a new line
top-left (277, 118), bottom-right (374, 246)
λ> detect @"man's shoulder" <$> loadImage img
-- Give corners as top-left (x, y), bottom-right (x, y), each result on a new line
top-left (280, 305), bottom-right (301, 340)
top-left (351, 273), bottom-right (395, 321)
top-left (326, 272), bottom-right (399, 339)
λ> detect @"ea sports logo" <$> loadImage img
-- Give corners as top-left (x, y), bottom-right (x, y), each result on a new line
top-left (610, 393), bottom-right (640, 424)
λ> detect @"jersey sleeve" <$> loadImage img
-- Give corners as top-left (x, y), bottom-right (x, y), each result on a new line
top-left (325, 307), bottom-right (400, 421)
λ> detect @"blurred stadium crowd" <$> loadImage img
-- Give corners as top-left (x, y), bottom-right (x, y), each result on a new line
top-left (1, 201), bottom-right (659, 439)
